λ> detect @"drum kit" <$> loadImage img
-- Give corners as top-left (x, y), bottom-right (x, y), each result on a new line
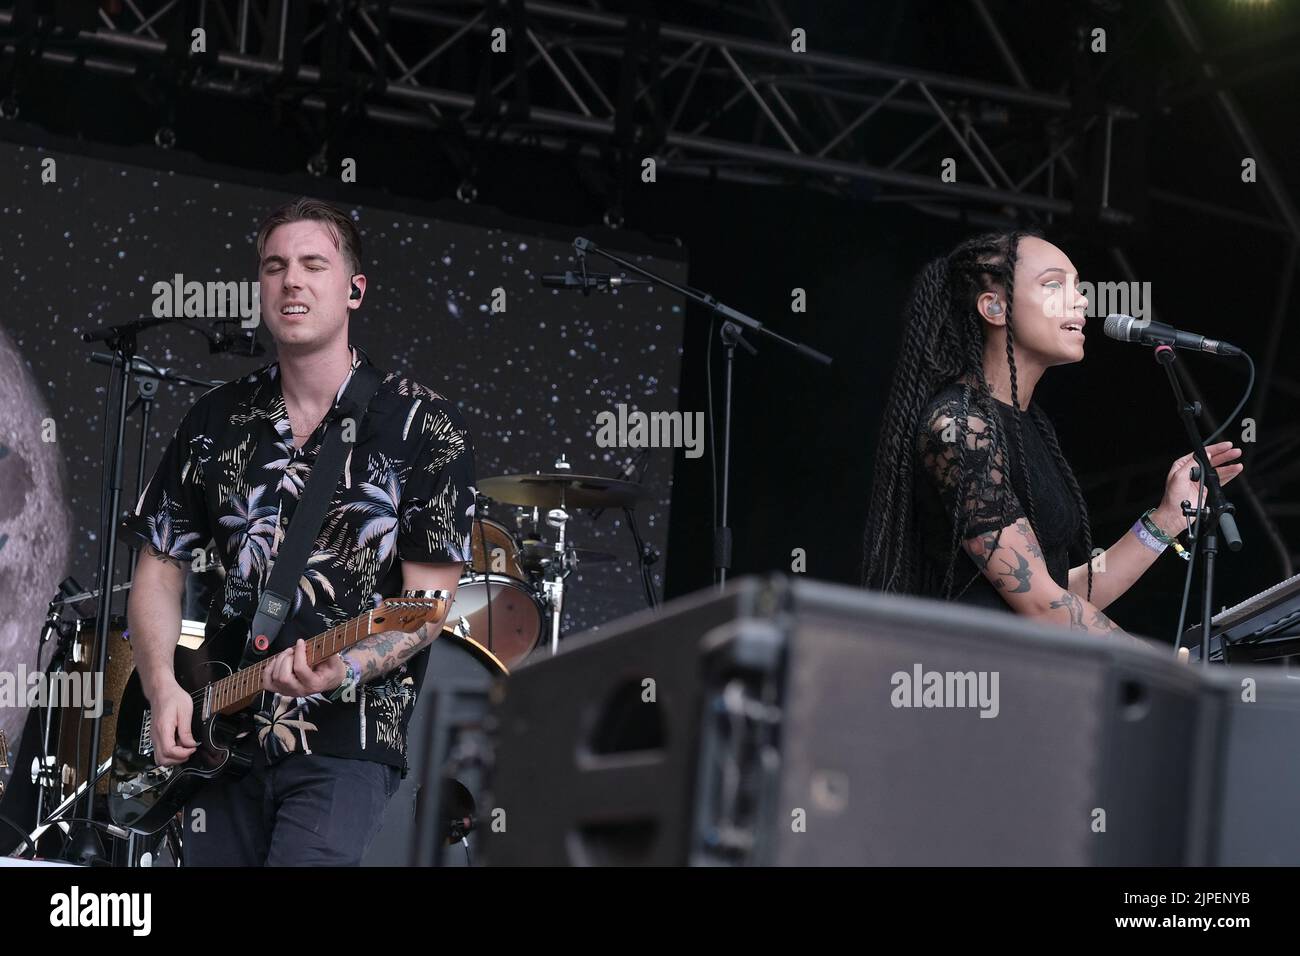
top-left (454, 454), bottom-right (651, 669)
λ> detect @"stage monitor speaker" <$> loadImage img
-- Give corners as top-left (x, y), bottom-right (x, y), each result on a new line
top-left (482, 575), bottom-right (1209, 865)
top-left (480, 582), bottom-right (752, 865)
top-left (737, 577), bottom-right (1200, 865)
top-left (1191, 666), bottom-right (1300, 865)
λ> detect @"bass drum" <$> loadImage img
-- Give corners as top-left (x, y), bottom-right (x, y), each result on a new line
top-left (447, 574), bottom-right (543, 670)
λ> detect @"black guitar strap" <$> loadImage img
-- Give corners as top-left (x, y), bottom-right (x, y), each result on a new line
top-left (239, 362), bottom-right (383, 668)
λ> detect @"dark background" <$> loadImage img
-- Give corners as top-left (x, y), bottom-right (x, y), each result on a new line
top-left (3, 0), bottom-right (1299, 651)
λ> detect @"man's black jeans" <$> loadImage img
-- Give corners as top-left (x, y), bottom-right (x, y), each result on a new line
top-left (180, 750), bottom-right (401, 866)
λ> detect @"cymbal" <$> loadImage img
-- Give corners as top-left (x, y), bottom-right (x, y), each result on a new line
top-left (478, 473), bottom-right (650, 510)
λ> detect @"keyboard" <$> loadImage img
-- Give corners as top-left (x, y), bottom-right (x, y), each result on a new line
top-left (1182, 570), bottom-right (1300, 662)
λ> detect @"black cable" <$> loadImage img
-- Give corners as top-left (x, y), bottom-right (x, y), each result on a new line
top-left (1171, 351), bottom-right (1256, 659)
top-left (1204, 353), bottom-right (1255, 445)
top-left (624, 506), bottom-right (659, 609)
top-left (1173, 474), bottom-right (1211, 658)
top-left (0, 812), bottom-right (36, 856)
top-left (705, 317), bottom-right (719, 584)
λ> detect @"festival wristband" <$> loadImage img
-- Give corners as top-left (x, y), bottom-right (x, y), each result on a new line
top-left (1132, 519), bottom-right (1168, 555)
top-left (1137, 509), bottom-right (1191, 562)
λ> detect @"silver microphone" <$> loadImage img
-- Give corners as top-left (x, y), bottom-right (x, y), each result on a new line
top-left (1103, 313), bottom-right (1242, 357)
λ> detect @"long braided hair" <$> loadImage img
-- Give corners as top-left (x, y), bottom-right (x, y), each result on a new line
top-left (861, 229), bottom-right (1094, 602)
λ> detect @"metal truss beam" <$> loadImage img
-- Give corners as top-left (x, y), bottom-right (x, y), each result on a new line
top-left (0, 0), bottom-right (1141, 223)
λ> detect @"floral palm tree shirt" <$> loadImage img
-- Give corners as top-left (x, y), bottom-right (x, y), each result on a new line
top-left (121, 347), bottom-right (477, 770)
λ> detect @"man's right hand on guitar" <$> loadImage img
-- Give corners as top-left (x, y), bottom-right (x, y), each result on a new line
top-left (148, 678), bottom-right (199, 766)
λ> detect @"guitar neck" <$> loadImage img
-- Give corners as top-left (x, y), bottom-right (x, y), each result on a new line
top-left (207, 612), bottom-right (378, 716)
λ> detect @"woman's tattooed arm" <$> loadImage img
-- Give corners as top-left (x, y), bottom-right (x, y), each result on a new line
top-left (966, 519), bottom-right (1131, 639)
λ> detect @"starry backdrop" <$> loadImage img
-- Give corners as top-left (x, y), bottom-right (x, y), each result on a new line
top-left (0, 139), bottom-right (687, 647)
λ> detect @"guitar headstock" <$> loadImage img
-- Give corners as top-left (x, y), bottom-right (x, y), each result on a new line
top-left (369, 589), bottom-right (453, 635)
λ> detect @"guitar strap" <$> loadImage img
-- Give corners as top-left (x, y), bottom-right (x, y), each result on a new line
top-left (239, 362), bottom-right (384, 669)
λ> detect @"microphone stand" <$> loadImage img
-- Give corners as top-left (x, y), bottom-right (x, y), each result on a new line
top-left (1155, 344), bottom-right (1243, 666)
top-left (572, 237), bottom-right (832, 587)
top-left (65, 317), bottom-right (222, 864)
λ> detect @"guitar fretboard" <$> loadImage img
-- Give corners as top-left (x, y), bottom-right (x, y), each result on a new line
top-left (206, 613), bottom-right (375, 716)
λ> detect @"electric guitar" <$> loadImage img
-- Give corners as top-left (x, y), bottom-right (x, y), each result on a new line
top-left (108, 589), bottom-right (451, 834)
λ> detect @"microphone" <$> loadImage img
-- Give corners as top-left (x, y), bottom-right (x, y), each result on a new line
top-left (1103, 313), bottom-right (1242, 357)
top-left (57, 576), bottom-right (95, 618)
top-left (91, 353), bottom-right (174, 377)
top-left (541, 271), bottom-right (632, 291)
top-left (208, 320), bottom-right (267, 356)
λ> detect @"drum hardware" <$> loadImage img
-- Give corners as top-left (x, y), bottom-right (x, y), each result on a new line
top-left (30, 755), bottom-right (59, 790)
top-left (50, 580), bottom-right (133, 609)
top-left (515, 507), bottom-right (541, 541)
top-left (474, 457), bottom-right (659, 658)
top-left (518, 542), bottom-right (616, 575)
top-left (543, 504), bottom-right (571, 656)
top-left (19, 756), bottom-right (130, 863)
top-left (18, 583), bottom-right (206, 865)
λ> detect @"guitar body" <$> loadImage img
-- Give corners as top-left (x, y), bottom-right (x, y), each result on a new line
top-left (109, 619), bottom-right (257, 835)
top-left (108, 592), bottom-right (451, 837)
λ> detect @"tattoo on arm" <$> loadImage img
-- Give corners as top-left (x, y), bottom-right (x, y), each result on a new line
top-left (993, 550), bottom-right (1034, 593)
top-left (967, 533), bottom-right (1034, 593)
top-left (143, 543), bottom-right (190, 571)
top-left (1049, 591), bottom-right (1087, 629)
top-left (1048, 591), bottom-right (1123, 636)
top-left (969, 532), bottom-right (999, 571)
top-left (1089, 609), bottom-right (1120, 634)
top-left (1013, 519), bottom-right (1044, 560)
top-left (343, 619), bottom-right (444, 684)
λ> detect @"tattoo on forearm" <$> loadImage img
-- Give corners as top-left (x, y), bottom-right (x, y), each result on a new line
top-left (1049, 591), bottom-right (1088, 630)
top-left (1048, 591), bottom-right (1123, 637)
top-left (345, 621), bottom-right (437, 684)
top-left (1089, 609), bottom-right (1120, 634)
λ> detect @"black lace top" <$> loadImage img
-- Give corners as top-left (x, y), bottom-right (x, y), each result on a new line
top-left (913, 382), bottom-right (1082, 611)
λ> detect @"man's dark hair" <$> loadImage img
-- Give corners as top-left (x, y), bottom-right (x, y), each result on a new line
top-left (255, 197), bottom-right (363, 276)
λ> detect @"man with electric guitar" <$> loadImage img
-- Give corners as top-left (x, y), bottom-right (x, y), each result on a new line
top-left (118, 198), bottom-right (476, 865)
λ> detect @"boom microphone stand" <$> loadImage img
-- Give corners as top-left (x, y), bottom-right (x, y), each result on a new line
top-left (570, 237), bottom-right (832, 587)
top-left (1155, 343), bottom-right (1243, 666)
